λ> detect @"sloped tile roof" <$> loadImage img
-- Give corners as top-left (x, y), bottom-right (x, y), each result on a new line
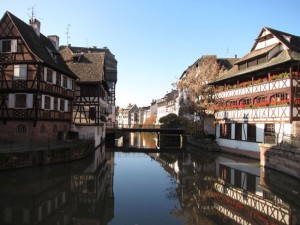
top-left (3, 11), bottom-right (77, 79)
top-left (60, 47), bottom-right (105, 82)
top-left (210, 27), bottom-right (300, 85)
top-left (235, 43), bottom-right (278, 65)
top-left (211, 50), bottom-right (297, 84)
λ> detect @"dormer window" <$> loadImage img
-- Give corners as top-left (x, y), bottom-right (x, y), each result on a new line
top-left (0, 39), bottom-right (17, 53)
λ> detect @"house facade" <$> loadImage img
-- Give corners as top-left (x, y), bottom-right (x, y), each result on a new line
top-left (60, 46), bottom-right (116, 147)
top-left (0, 11), bottom-right (77, 144)
top-left (117, 104), bottom-right (138, 128)
top-left (211, 27), bottom-right (300, 158)
top-left (156, 90), bottom-right (178, 124)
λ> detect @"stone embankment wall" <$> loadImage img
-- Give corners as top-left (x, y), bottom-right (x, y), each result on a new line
top-left (260, 145), bottom-right (300, 179)
top-left (0, 140), bottom-right (94, 171)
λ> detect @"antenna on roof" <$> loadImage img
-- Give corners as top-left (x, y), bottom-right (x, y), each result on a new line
top-left (27, 5), bottom-right (36, 20)
top-left (66, 24), bottom-right (71, 45)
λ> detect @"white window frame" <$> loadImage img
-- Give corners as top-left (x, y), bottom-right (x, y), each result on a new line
top-left (0, 39), bottom-right (17, 53)
top-left (42, 95), bottom-right (53, 110)
top-left (61, 75), bottom-right (68, 88)
top-left (14, 93), bottom-right (27, 109)
top-left (59, 98), bottom-right (65, 112)
top-left (44, 67), bottom-right (54, 83)
top-left (13, 64), bottom-right (27, 80)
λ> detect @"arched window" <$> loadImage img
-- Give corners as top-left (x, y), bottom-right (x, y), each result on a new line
top-left (16, 124), bottom-right (26, 134)
top-left (226, 100), bottom-right (237, 106)
top-left (270, 93), bottom-right (289, 105)
top-left (239, 98), bottom-right (251, 107)
top-left (254, 96), bottom-right (268, 107)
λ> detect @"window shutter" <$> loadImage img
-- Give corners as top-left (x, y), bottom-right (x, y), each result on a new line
top-left (44, 67), bottom-right (47, 81)
top-left (11, 39), bottom-right (17, 52)
top-left (53, 71), bottom-right (57, 84)
top-left (65, 100), bottom-right (68, 112)
top-left (41, 95), bottom-right (45, 109)
top-left (50, 97), bottom-right (54, 110)
top-left (8, 94), bottom-right (15, 108)
top-left (27, 94), bottom-right (33, 108)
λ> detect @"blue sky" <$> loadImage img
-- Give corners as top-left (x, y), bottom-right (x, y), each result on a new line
top-left (1, 0), bottom-right (300, 108)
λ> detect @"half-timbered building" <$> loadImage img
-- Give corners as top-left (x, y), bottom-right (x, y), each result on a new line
top-left (0, 11), bottom-right (77, 144)
top-left (211, 27), bottom-right (300, 158)
top-left (60, 45), bottom-right (117, 146)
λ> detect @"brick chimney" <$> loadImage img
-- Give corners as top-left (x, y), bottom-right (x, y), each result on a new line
top-left (48, 35), bottom-right (59, 51)
top-left (29, 18), bottom-right (41, 36)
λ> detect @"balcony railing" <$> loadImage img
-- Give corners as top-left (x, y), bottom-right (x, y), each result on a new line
top-left (215, 75), bottom-right (292, 99)
top-left (215, 105), bottom-right (290, 122)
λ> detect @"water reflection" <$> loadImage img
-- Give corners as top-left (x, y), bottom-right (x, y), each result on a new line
top-left (0, 132), bottom-right (299, 225)
top-left (0, 145), bottom-right (115, 225)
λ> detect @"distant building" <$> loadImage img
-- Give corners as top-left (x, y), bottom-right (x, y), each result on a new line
top-left (0, 11), bottom-right (77, 143)
top-left (156, 90), bottom-right (178, 124)
top-left (117, 104), bottom-right (138, 128)
top-left (137, 106), bottom-right (150, 125)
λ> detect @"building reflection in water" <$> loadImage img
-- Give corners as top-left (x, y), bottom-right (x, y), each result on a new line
top-left (0, 145), bottom-right (115, 225)
top-left (0, 132), bottom-right (299, 225)
top-left (151, 151), bottom-right (300, 225)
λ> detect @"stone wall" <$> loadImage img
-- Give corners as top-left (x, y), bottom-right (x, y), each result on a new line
top-left (260, 145), bottom-right (300, 179)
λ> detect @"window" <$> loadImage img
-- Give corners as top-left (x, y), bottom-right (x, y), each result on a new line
top-left (14, 65), bottom-right (27, 80)
top-left (235, 123), bottom-right (242, 140)
top-left (234, 170), bottom-right (242, 188)
top-left (271, 93), bottom-right (289, 104)
top-left (46, 68), bottom-right (53, 83)
top-left (240, 98), bottom-right (251, 107)
top-left (15, 94), bottom-right (27, 108)
top-left (220, 123), bottom-right (231, 139)
top-left (0, 39), bottom-right (17, 53)
top-left (44, 96), bottom-right (51, 110)
top-left (89, 107), bottom-right (96, 120)
top-left (59, 99), bottom-right (65, 111)
top-left (246, 173), bottom-right (256, 193)
top-left (62, 75), bottom-right (68, 88)
top-left (264, 124), bottom-right (275, 134)
top-left (16, 124), bottom-right (27, 134)
top-left (247, 124), bottom-right (256, 142)
top-left (227, 100), bottom-right (237, 107)
top-left (255, 96), bottom-right (267, 103)
top-left (219, 165), bottom-right (231, 183)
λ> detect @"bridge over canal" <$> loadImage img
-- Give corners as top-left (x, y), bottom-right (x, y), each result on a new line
top-left (106, 127), bottom-right (186, 151)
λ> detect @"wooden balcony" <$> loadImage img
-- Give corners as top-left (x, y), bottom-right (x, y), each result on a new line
top-left (0, 80), bottom-right (74, 98)
top-left (215, 77), bottom-right (290, 99)
top-left (215, 105), bottom-right (290, 122)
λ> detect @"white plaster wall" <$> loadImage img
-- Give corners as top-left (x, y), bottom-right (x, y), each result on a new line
top-left (217, 138), bottom-right (261, 152)
top-left (72, 124), bottom-right (105, 147)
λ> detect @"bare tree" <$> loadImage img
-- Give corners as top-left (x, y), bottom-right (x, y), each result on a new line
top-left (177, 55), bottom-right (228, 133)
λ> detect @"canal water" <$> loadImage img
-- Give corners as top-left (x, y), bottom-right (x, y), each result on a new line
top-left (0, 132), bottom-right (299, 225)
